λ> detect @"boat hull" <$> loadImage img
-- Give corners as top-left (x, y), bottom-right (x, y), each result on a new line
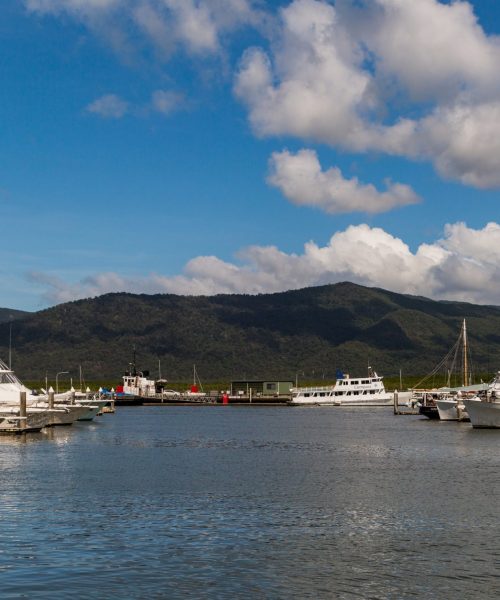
top-left (436, 399), bottom-right (469, 422)
top-left (463, 399), bottom-right (500, 428)
top-left (289, 396), bottom-right (393, 407)
top-left (419, 405), bottom-right (439, 419)
top-left (76, 405), bottom-right (101, 421)
top-left (0, 409), bottom-right (51, 433)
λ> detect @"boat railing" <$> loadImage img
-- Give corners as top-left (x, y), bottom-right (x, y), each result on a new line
top-left (292, 385), bottom-right (336, 393)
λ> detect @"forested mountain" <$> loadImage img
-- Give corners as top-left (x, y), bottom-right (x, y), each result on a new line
top-left (1, 283), bottom-right (500, 382)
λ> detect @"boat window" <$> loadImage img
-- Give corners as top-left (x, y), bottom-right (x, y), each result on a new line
top-left (304, 393), bottom-right (310, 397)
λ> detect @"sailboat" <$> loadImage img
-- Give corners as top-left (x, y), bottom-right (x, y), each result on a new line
top-left (413, 319), bottom-right (486, 421)
top-left (185, 365), bottom-right (206, 398)
top-left (436, 319), bottom-right (473, 421)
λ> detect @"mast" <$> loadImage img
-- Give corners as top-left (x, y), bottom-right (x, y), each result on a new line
top-left (8, 321), bottom-right (12, 369)
top-left (463, 319), bottom-right (468, 387)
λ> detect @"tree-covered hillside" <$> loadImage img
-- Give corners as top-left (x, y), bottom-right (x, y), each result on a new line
top-left (1, 283), bottom-right (499, 383)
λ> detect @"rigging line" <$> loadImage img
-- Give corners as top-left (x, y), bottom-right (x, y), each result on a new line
top-left (413, 330), bottom-right (463, 389)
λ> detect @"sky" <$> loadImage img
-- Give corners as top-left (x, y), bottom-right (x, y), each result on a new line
top-left (2, 0), bottom-right (500, 311)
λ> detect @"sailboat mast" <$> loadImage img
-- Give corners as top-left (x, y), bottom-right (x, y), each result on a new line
top-left (8, 322), bottom-right (12, 369)
top-left (463, 319), bottom-right (468, 387)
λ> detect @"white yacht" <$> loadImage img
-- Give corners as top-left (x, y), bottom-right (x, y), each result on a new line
top-left (463, 372), bottom-right (500, 429)
top-left (289, 368), bottom-right (393, 406)
top-left (0, 359), bottom-right (100, 426)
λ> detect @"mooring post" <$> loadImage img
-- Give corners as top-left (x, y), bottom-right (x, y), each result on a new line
top-left (20, 391), bottom-right (27, 430)
top-left (48, 390), bottom-right (54, 409)
top-left (70, 391), bottom-right (76, 405)
top-left (249, 387), bottom-right (253, 404)
top-left (393, 390), bottom-right (399, 415)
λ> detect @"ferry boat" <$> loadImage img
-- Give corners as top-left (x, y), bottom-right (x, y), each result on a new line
top-left (289, 368), bottom-right (393, 406)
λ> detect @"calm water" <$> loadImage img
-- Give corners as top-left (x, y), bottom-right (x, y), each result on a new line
top-left (0, 406), bottom-right (498, 599)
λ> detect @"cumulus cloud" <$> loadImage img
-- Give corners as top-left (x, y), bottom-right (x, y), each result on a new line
top-left (29, 222), bottom-right (500, 306)
top-left (268, 149), bottom-right (420, 214)
top-left (28, 0), bottom-right (500, 188)
top-left (86, 94), bottom-right (129, 118)
top-left (235, 0), bottom-right (500, 189)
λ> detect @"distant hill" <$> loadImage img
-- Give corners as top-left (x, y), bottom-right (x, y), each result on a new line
top-left (1, 283), bottom-right (500, 382)
top-left (0, 308), bottom-right (31, 324)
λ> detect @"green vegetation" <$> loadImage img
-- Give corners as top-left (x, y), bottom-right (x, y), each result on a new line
top-left (1, 282), bottom-right (500, 383)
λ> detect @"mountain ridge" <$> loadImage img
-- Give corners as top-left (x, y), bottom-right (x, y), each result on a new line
top-left (1, 282), bottom-right (499, 381)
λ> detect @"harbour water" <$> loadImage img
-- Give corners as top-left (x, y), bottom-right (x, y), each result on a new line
top-left (0, 406), bottom-right (499, 599)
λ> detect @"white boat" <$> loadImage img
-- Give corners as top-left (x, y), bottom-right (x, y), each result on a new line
top-left (463, 372), bottom-right (500, 429)
top-left (436, 396), bottom-right (469, 422)
top-left (289, 368), bottom-right (393, 406)
top-left (120, 370), bottom-right (156, 397)
top-left (415, 319), bottom-right (487, 422)
top-left (0, 408), bottom-right (51, 433)
top-left (0, 359), bottom-right (101, 426)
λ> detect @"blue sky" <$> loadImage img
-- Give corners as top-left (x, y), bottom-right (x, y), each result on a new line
top-left (2, 0), bottom-right (500, 310)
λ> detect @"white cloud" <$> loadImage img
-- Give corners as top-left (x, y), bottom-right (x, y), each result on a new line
top-left (268, 149), bottom-right (419, 214)
top-left (26, 0), bottom-right (264, 59)
top-left (86, 94), bottom-right (129, 118)
top-left (151, 90), bottom-right (184, 115)
top-left (234, 0), bottom-right (373, 149)
top-left (29, 222), bottom-right (500, 306)
top-left (235, 0), bottom-right (500, 189)
top-left (25, 0), bottom-right (118, 16)
top-left (360, 0), bottom-right (500, 104)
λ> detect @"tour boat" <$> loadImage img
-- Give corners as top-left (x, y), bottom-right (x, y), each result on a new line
top-left (289, 368), bottom-right (392, 406)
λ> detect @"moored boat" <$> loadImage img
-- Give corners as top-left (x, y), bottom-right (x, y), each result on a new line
top-left (289, 367), bottom-right (392, 406)
top-left (463, 371), bottom-right (500, 429)
top-left (436, 396), bottom-right (470, 422)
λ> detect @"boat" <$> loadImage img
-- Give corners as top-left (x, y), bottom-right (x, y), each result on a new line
top-left (184, 365), bottom-right (207, 398)
top-left (413, 319), bottom-right (486, 421)
top-left (0, 359), bottom-right (101, 426)
top-left (289, 367), bottom-right (393, 406)
top-left (414, 392), bottom-right (440, 419)
top-left (115, 350), bottom-right (157, 404)
top-left (463, 372), bottom-right (500, 429)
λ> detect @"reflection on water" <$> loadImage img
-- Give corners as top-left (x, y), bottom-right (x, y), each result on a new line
top-left (0, 407), bottom-right (499, 599)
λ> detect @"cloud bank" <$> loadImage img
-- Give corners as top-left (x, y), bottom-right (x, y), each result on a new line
top-left (29, 222), bottom-right (500, 306)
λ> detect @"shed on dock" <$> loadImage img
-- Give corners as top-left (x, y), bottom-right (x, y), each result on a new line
top-left (230, 380), bottom-right (294, 397)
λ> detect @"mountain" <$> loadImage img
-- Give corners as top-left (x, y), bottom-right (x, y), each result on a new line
top-left (1, 282), bottom-right (500, 382)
